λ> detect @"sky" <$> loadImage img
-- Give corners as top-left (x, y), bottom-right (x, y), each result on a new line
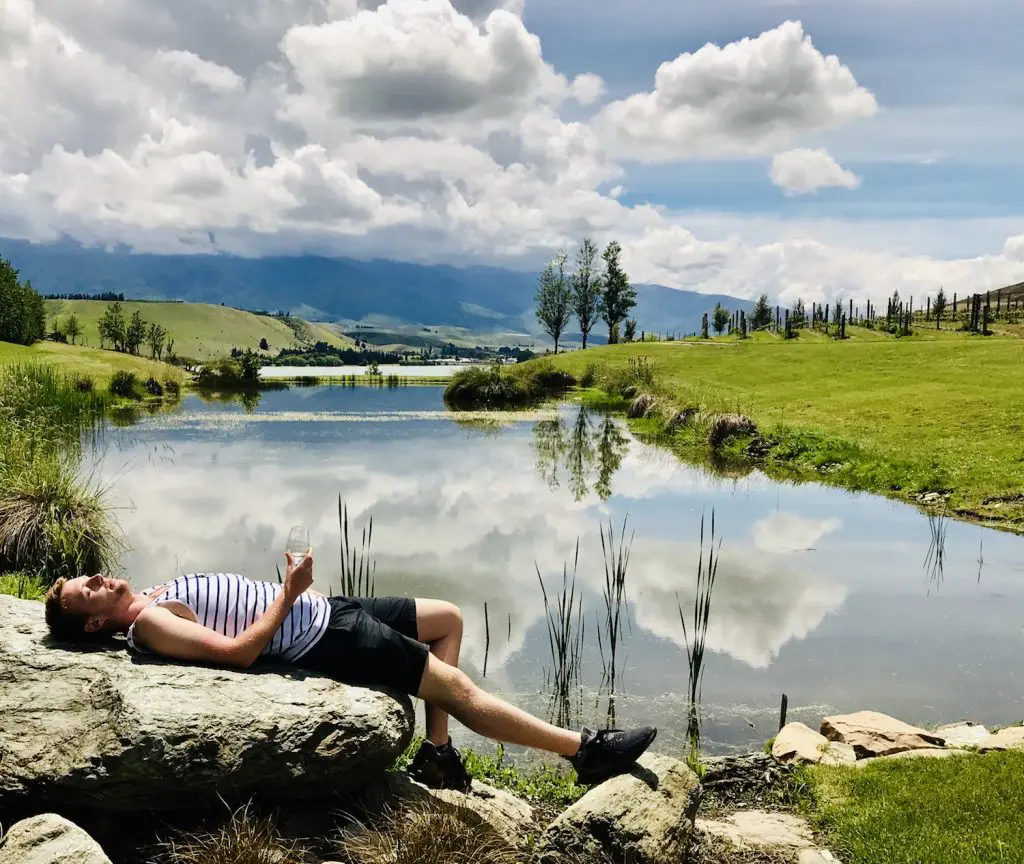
top-left (1, 0), bottom-right (1022, 304)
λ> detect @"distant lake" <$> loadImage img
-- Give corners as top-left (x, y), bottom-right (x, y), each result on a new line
top-left (95, 385), bottom-right (1024, 757)
top-left (260, 364), bottom-right (475, 379)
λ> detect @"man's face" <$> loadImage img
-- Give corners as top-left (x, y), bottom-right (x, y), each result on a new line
top-left (62, 574), bottom-right (131, 631)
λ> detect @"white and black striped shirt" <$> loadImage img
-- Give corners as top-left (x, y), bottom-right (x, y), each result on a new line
top-left (126, 573), bottom-right (330, 662)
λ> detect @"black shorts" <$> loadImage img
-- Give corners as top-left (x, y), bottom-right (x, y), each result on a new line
top-left (293, 596), bottom-right (428, 696)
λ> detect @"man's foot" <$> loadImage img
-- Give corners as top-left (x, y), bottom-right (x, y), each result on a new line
top-left (567, 725), bottom-right (657, 785)
top-left (407, 738), bottom-right (473, 792)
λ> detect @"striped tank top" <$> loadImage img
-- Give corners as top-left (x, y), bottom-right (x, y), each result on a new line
top-left (126, 573), bottom-right (330, 662)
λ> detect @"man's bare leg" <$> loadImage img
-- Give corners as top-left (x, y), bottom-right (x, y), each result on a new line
top-left (414, 599), bottom-right (464, 746)
top-left (416, 653), bottom-right (582, 757)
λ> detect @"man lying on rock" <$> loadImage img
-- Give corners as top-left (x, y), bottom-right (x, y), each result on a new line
top-left (43, 552), bottom-right (655, 792)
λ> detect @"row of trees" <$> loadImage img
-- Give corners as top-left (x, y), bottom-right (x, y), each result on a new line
top-left (96, 302), bottom-right (173, 360)
top-left (535, 239), bottom-right (637, 352)
top-left (0, 257), bottom-right (46, 346)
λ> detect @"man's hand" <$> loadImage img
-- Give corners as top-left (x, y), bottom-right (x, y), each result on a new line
top-left (284, 551), bottom-right (314, 600)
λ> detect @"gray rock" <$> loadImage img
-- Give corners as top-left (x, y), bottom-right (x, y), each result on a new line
top-left (820, 711), bottom-right (945, 758)
top-left (0, 595), bottom-right (414, 812)
top-left (773, 722), bottom-right (856, 766)
top-left (935, 721), bottom-right (992, 749)
top-left (356, 772), bottom-right (535, 848)
top-left (0, 814), bottom-right (112, 864)
top-left (537, 753), bottom-right (700, 864)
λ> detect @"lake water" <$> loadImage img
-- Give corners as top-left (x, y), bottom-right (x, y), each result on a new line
top-left (260, 364), bottom-right (472, 379)
top-left (96, 386), bottom-right (1024, 758)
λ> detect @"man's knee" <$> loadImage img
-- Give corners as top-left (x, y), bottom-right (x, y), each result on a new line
top-left (445, 601), bottom-right (463, 636)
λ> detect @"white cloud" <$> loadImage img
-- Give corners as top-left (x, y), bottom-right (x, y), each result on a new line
top-left (0, 1), bottom-right (1020, 307)
top-left (595, 21), bottom-right (878, 162)
top-left (770, 148), bottom-right (861, 196)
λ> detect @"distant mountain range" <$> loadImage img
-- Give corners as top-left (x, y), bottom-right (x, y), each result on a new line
top-left (2, 239), bottom-right (753, 342)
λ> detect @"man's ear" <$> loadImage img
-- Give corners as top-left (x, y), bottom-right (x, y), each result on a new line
top-left (84, 617), bottom-right (105, 633)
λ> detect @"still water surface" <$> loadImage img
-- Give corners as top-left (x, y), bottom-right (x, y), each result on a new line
top-left (97, 386), bottom-right (1024, 756)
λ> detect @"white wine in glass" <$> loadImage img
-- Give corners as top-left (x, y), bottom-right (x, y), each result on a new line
top-left (286, 525), bottom-right (310, 564)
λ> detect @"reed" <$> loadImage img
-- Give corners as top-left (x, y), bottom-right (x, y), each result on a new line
top-left (597, 516), bottom-right (633, 727)
top-left (339, 497), bottom-right (376, 598)
top-left (536, 542), bottom-right (586, 729)
top-left (924, 506), bottom-right (948, 593)
top-left (677, 510), bottom-right (720, 767)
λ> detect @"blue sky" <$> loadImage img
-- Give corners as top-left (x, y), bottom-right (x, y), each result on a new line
top-left (525, 0), bottom-right (1024, 223)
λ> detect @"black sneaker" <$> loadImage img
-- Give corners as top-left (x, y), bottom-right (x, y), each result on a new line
top-left (567, 725), bottom-right (657, 785)
top-left (407, 738), bottom-right (473, 793)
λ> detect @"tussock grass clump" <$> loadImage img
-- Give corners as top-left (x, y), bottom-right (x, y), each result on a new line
top-left (708, 413), bottom-right (757, 448)
top-left (626, 392), bottom-right (657, 419)
top-left (600, 356), bottom-right (660, 400)
top-left (0, 363), bottom-right (106, 434)
top-left (339, 800), bottom-right (518, 864)
top-left (151, 804), bottom-right (312, 864)
top-left (0, 449), bottom-right (122, 584)
top-left (444, 362), bottom-right (575, 410)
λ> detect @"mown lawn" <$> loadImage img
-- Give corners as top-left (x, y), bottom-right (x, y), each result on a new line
top-left (45, 299), bottom-right (350, 361)
top-left (549, 326), bottom-right (1024, 530)
top-left (0, 339), bottom-right (182, 385)
top-left (807, 751), bottom-right (1024, 864)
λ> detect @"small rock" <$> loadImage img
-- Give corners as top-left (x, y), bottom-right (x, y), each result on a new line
top-left (820, 711), bottom-right (945, 758)
top-left (856, 747), bottom-right (958, 767)
top-left (990, 726), bottom-right (1024, 750)
top-left (935, 721), bottom-right (992, 749)
top-left (799, 851), bottom-right (839, 864)
top-left (696, 810), bottom-right (814, 850)
top-left (537, 753), bottom-right (700, 864)
top-left (773, 722), bottom-right (856, 766)
top-left (0, 814), bottom-right (112, 864)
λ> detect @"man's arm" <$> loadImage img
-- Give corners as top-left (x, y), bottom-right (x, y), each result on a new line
top-left (134, 554), bottom-right (315, 668)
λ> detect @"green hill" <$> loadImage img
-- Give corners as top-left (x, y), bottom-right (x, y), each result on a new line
top-left (45, 300), bottom-right (351, 361)
top-left (0, 340), bottom-right (182, 385)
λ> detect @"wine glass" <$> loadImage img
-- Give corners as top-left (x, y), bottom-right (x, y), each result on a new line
top-left (286, 525), bottom-right (311, 564)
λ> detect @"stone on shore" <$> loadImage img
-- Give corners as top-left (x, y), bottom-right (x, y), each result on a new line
top-left (935, 721), bottom-right (993, 749)
top-left (694, 811), bottom-right (838, 864)
top-left (820, 711), bottom-right (944, 758)
top-left (0, 814), bottom-right (112, 864)
top-left (0, 594), bottom-right (414, 812)
top-left (990, 726), bottom-right (1024, 750)
top-left (537, 753), bottom-right (701, 864)
top-left (773, 722), bottom-right (856, 766)
top-left (356, 772), bottom-right (535, 848)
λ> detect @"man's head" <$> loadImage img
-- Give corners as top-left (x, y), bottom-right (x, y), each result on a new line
top-left (45, 574), bottom-right (133, 640)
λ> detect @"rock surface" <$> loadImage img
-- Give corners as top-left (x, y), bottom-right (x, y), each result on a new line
top-left (356, 772), bottom-right (535, 848)
top-left (537, 753), bottom-right (700, 864)
top-left (695, 810), bottom-right (838, 864)
top-left (0, 814), bottom-right (112, 864)
top-left (935, 721), bottom-right (993, 749)
top-left (697, 810), bottom-right (814, 850)
top-left (0, 595), bottom-right (414, 812)
top-left (990, 726), bottom-right (1024, 750)
top-left (773, 722), bottom-right (856, 766)
top-left (820, 711), bottom-right (944, 758)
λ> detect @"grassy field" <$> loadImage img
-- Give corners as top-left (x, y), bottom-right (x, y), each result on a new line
top-left (546, 326), bottom-right (1024, 531)
top-left (807, 751), bottom-right (1024, 864)
top-left (46, 299), bottom-right (350, 361)
top-left (0, 339), bottom-right (182, 385)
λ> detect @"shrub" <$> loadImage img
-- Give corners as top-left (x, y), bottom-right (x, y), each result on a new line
top-left (600, 355), bottom-right (660, 399)
top-left (109, 370), bottom-right (142, 400)
top-left (708, 413), bottom-right (758, 448)
top-left (144, 377), bottom-right (164, 397)
top-left (163, 379), bottom-right (181, 397)
top-left (627, 393), bottom-right (658, 419)
top-left (443, 362), bottom-right (576, 409)
top-left (74, 375), bottom-right (95, 393)
top-left (577, 363), bottom-right (598, 388)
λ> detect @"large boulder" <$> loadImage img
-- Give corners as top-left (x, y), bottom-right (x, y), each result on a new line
top-left (820, 711), bottom-right (944, 758)
top-left (773, 722), bottom-right (856, 766)
top-left (0, 595), bottom-right (414, 812)
top-left (355, 772), bottom-right (535, 848)
top-left (537, 753), bottom-right (701, 864)
top-left (0, 814), bottom-right (112, 864)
